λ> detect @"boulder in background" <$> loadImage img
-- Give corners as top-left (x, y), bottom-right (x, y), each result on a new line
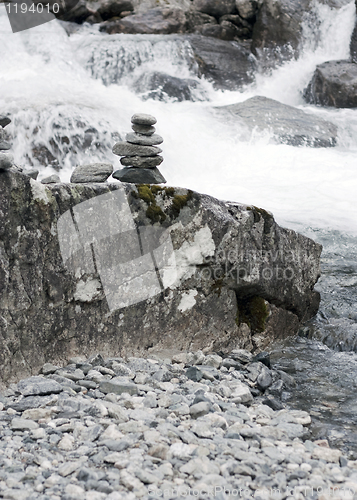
top-left (214, 95), bottom-right (338, 147)
top-left (304, 60), bottom-right (357, 108)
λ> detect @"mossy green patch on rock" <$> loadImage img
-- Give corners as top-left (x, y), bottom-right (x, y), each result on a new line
top-left (132, 184), bottom-right (193, 222)
top-left (137, 185), bottom-right (155, 204)
top-left (236, 295), bottom-right (269, 333)
top-left (146, 204), bottom-right (166, 223)
top-left (170, 192), bottom-right (193, 218)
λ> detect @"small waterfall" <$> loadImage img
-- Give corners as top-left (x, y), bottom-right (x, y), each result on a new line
top-left (252, 0), bottom-right (356, 105)
top-left (73, 34), bottom-right (199, 86)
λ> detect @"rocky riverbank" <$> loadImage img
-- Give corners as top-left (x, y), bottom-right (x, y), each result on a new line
top-left (1, 349), bottom-right (357, 500)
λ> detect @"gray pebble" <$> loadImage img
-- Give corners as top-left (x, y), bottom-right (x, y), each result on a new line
top-left (126, 132), bottom-right (163, 146)
top-left (99, 378), bottom-right (138, 396)
top-left (112, 167), bottom-right (166, 184)
top-left (131, 123), bottom-right (156, 135)
top-left (0, 348), bottom-right (351, 500)
top-left (112, 141), bottom-right (162, 157)
top-left (131, 113), bottom-right (157, 126)
top-left (120, 155), bottom-right (163, 168)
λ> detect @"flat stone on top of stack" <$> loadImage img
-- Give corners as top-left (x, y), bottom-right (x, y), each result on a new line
top-left (0, 115), bottom-right (14, 171)
top-left (112, 113), bottom-right (166, 184)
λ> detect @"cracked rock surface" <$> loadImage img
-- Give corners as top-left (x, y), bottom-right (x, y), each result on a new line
top-left (0, 170), bottom-right (321, 385)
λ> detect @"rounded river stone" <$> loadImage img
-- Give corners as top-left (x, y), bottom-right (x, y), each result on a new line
top-left (131, 113), bottom-right (157, 126)
top-left (126, 132), bottom-right (163, 146)
top-left (112, 141), bottom-right (162, 157)
top-left (120, 155), bottom-right (163, 167)
top-left (131, 123), bottom-right (156, 135)
top-left (112, 167), bottom-right (166, 184)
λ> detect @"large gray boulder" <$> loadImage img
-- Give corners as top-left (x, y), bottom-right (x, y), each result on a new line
top-left (192, 0), bottom-right (236, 18)
top-left (0, 170), bottom-right (321, 385)
top-left (97, 0), bottom-right (134, 21)
top-left (100, 7), bottom-right (187, 34)
top-left (351, 4), bottom-right (357, 63)
top-left (133, 71), bottom-right (208, 102)
top-left (304, 60), bottom-right (357, 108)
top-left (214, 96), bottom-right (338, 147)
top-left (251, 0), bottom-right (311, 65)
top-left (187, 34), bottom-right (256, 89)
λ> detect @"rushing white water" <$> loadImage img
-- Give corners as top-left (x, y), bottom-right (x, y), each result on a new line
top-left (0, 1), bottom-right (356, 233)
top-left (1, 0), bottom-right (357, 451)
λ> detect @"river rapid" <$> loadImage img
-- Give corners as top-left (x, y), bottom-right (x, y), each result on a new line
top-left (1, 0), bottom-right (357, 455)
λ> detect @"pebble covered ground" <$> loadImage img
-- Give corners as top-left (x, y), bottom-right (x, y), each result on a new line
top-left (1, 349), bottom-right (357, 500)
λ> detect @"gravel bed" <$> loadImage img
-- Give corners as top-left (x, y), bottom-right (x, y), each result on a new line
top-left (0, 349), bottom-right (356, 500)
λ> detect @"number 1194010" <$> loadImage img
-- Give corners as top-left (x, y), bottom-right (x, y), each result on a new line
top-left (5, 2), bottom-right (61, 13)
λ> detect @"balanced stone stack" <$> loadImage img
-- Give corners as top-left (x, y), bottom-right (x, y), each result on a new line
top-left (0, 115), bottom-right (14, 171)
top-left (0, 114), bottom-right (39, 178)
top-left (112, 113), bottom-right (166, 184)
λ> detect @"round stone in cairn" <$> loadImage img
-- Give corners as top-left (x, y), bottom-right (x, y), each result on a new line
top-left (120, 155), bottom-right (163, 168)
top-left (126, 132), bottom-right (163, 146)
top-left (0, 126), bottom-right (11, 151)
top-left (131, 123), bottom-right (156, 135)
top-left (113, 167), bottom-right (166, 184)
top-left (131, 113), bottom-right (157, 126)
top-left (112, 142), bottom-right (162, 157)
top-left (0, 115), bottom-right (11, 128)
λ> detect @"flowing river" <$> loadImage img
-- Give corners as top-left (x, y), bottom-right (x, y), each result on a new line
top-left (1, 0), bottom-right (357, 456)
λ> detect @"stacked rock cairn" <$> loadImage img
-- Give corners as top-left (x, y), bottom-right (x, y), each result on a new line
top-left (0, 114), bottom-right (39, 179)
top-left (112, 113), bottom-right (166, 184)
top-left (0, 115), bottom-right (13, 172)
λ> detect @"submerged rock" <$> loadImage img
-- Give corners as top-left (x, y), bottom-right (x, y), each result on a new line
top-left (251, 0), bottom-right (311, 66)
top-left (304, 60), bottom-right (357, 108)
top-left (214, 95), bottom-right (338, 147)
top-left (133, 72), bottom-right (208, 102)
top-left (0, 170), bottom-right (321, 384)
